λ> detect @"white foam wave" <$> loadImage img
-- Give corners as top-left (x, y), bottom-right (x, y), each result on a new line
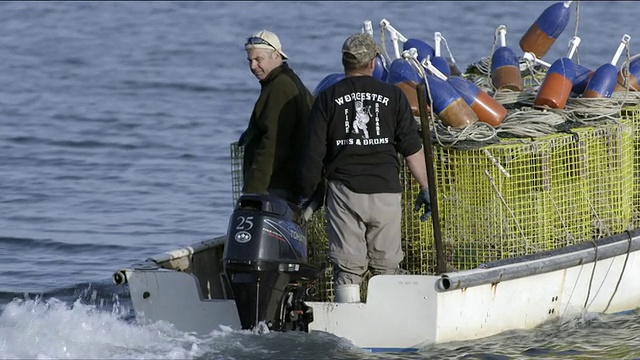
top-left (0, 296), bottom-right (229, 359)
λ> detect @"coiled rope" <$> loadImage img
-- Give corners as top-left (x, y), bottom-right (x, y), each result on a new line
top-left (497, 107), bottom-right (567, 138)
top-left (432, 121), bottom-right (498, 148)
top-left (563, 98), bottom-right (624, 126)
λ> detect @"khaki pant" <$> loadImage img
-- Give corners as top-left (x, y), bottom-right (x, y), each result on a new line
top-left (325, 180), bottom-right (404, 286)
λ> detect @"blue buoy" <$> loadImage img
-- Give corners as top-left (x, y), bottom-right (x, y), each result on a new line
top-left (491, 26), bottom-right (523, 91)
top-left (402, 38), bottom-right (435, 62)
top-left (387, 58), bottom-right (426, 117)
top-left (424, 74), bottom-right (478, 128)
top-left (386, 58), bottom-right (422, 85)
top-left (535, 57), bottom-right (576, 109)
top-left (583, 34), bottom-right (631, 98)
top-left (313, 72), bottom-right (345, 96)
top-left (373, 55), bottom-right (389, 81)
top-left (571, 64), bottom-right (593, 95)
top-left (615, 55), bottom-right (640, 91)
top-left (583, 64), bottom-right (618, 98)
top-left (431, 57), bottom-right (451, 78)
top-left (520, 1), bottom-right (572, 58)
top-left (447, 76), bottom-right (507, 126)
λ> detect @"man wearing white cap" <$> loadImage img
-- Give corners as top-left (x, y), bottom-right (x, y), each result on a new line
top-left (240, 30), bottom-right (314, 203)
top-left (299, 33), bottom-right (432, 303)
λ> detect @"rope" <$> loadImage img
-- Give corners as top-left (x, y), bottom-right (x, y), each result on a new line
top-left (563, 98), bottom-right (623, 126)
top-left (463, 57), bottom-right (495, 94)
top-left (439, 34), bottom-right (458, 70)
top-left (582, 238), bottom-right (599, 313)
top-left (493, 88), bottom-right (536, 106)
top-left (573, 1), bottom-right (580, 39)
top-left (579, 162), bottom-right (606, 312)
top-left (378, 22), bottom-right (395, 62)
top-left (602, 230), bottom-right (633, 313)
top-left (473, 56), bottom-right (491, 77)
top-left (432, 121), bottom-right (498, 148)
top-left (573, 1), bottom-right (582, 66)
top-left (486, 28), bottom-right (500, 94)
top-left (496, 107), bottom-right (567, 138)
top-left (520, 58), bottom-right (548, 88)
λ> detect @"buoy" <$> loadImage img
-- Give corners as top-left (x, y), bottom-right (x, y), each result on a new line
top-left (523, 36), bottom-right (592, 97)
top-left (447, 77), bottom-right (507, 126)
top-left (424, 58), bottom-right (506, 127)
top-left (423, 74), bottom-right (478, 128)
top-left (373, 55), bottom-right (389, 81)
top-left (491, 25), bottom-right (523, 91)
top-left (525, 54), bottom-right (593, 97)
top-left (399, 47), bottom-right (476, 128)
top-left (534, 57), bottom-right (576, 108)
top-left (313, 72), bottom-right (345, 96)
top-left (571, 65), bottom-right (594, 95)
top-left (403, 38), bottom-right (435, 63)
top-left (519, 1), bottom-right (572, 58)
top-left (614, 55), bottom-right (640, 91)
top-left (431, 32), bottom-right (451, 77)
top-left (387, 58), bottom-right (427, 116)
top-left (583, 34), bottom-right (631, 98)
top-left (395, 81), bottom-right (427, 117)
top-left (386, 58), bottom-right (423, 85)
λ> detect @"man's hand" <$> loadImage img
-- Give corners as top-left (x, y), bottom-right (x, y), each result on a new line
top-left (414, 189), bottom-right (432, 222)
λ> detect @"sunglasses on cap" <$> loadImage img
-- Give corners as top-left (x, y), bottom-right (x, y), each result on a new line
top-left (245, 36), bottom-right (275, 50)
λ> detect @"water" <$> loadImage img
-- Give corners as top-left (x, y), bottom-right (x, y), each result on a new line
top-left (1, 1), bottom-right (639, 358)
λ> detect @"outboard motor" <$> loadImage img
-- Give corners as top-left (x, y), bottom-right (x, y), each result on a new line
top-left (223, 194), bottom-right (320, 332)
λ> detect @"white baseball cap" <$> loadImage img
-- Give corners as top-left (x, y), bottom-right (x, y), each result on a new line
top-left (245, 30), bottom-right (289, 60)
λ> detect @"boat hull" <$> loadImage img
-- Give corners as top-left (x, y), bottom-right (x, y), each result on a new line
top-left (116, 230), bottom-right (640, 351)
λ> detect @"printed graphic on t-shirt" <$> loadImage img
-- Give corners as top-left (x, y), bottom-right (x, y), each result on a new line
top-left (352, 101), bottom-right (370, 138)
top-left (334, 91), bottom-right (390, 147)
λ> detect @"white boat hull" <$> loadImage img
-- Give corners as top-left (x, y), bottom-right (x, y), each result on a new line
top-left (115, 231), bottom-right (640, 351)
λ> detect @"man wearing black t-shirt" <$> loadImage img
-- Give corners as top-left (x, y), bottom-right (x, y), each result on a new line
top-left (299, 33), bottom-right (432, 303)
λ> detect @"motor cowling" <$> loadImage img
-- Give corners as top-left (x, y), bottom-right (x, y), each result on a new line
top-left (223, 194), bottom-right (319, 332)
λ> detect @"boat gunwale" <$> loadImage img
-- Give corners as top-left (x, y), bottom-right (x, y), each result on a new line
top-left (438, 229), bottom-right (639, 291)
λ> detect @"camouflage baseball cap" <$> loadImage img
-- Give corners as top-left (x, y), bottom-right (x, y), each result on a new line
top-left (341, 33), bottom-right (381, 64)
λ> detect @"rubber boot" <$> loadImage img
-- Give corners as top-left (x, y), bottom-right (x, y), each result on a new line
top-left (335, 284), bottom-right (361, 303)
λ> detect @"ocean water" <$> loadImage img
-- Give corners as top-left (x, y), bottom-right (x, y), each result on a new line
top-left (1, 1), bottom-right (640, 358)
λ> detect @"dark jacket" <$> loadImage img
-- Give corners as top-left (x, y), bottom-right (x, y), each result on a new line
top-left (300, 75), bottom-right (422, 196)
top-left (242, 62), bottom-right (314, 199)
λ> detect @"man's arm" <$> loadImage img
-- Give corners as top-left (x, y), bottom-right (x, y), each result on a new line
top-left (406, 147), bottom-right (432, 221)
top-left (405, 147), bottom-right (429, 190)
top-left (299, 96), bottom-right (328, 197)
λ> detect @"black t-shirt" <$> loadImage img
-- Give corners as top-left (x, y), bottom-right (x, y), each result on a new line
top-left (300, 75), bottom-right (422, 195)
